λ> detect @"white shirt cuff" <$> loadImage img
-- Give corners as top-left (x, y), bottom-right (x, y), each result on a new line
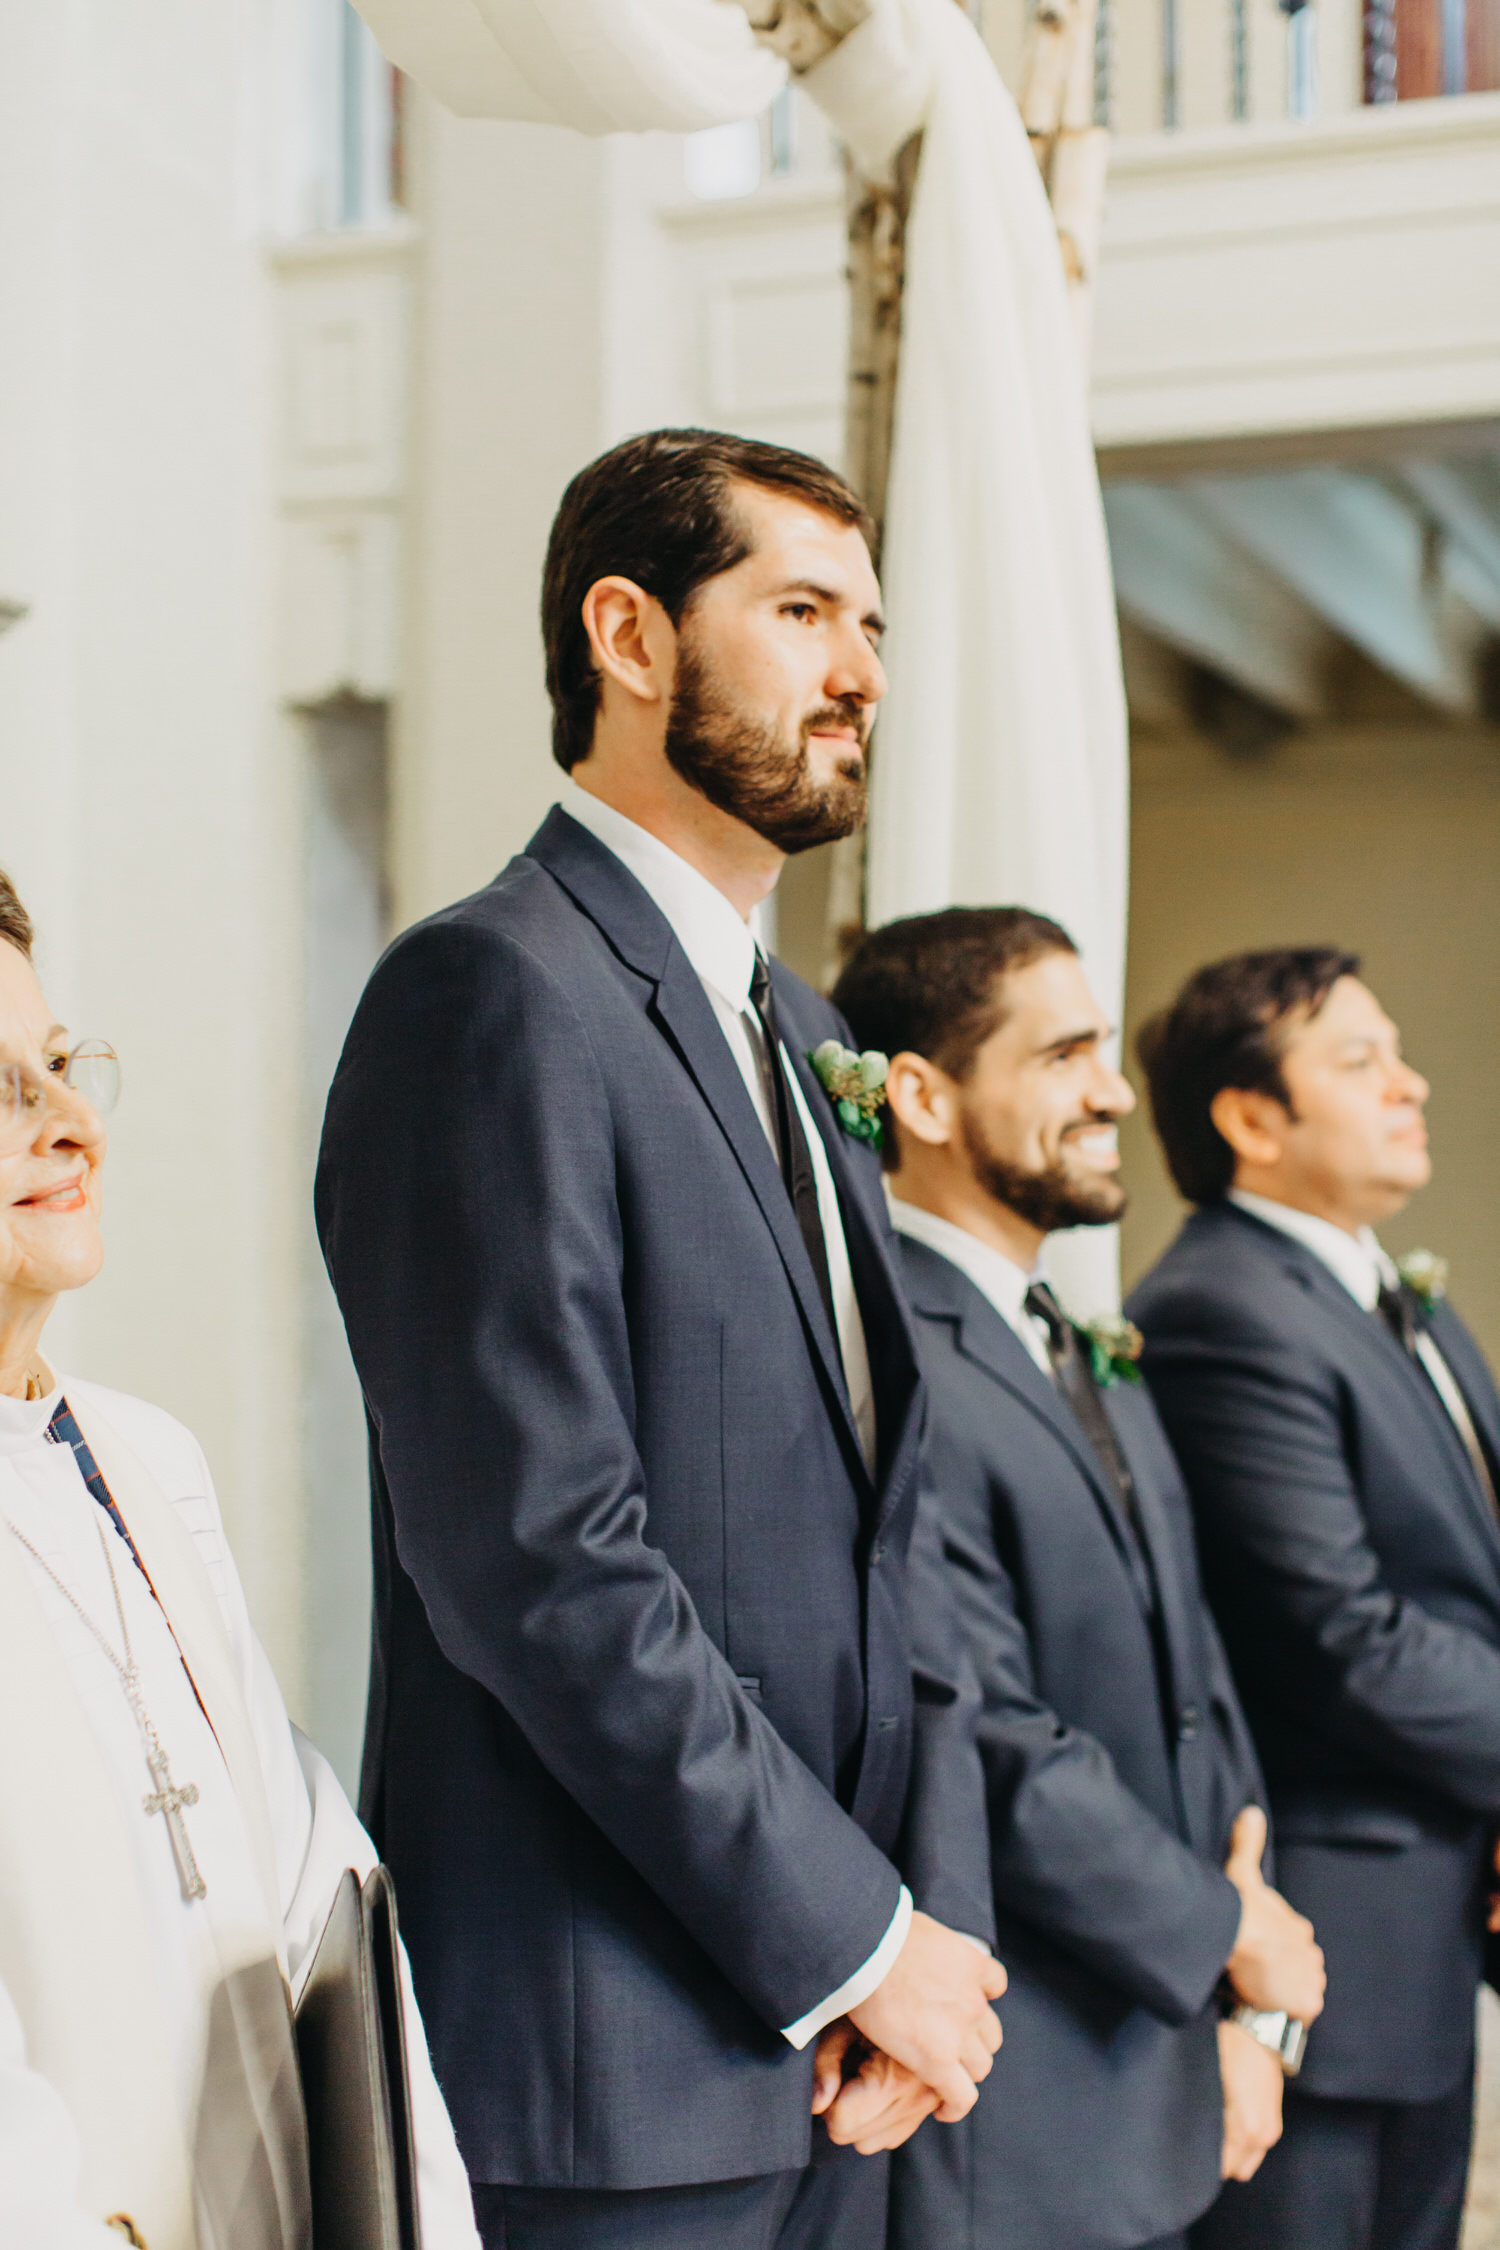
top-left (780, 1885), bottom-right (913, 2050)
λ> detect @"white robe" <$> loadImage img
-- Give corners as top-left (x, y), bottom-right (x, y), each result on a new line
top-left (0, 1373), bottom-right (480, 2250)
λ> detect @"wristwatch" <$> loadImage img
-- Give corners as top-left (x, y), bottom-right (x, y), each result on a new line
top-left (1222, 2002), bottom-right (1308, 2077)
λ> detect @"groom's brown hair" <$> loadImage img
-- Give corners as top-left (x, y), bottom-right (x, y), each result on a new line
top-left (834, 906), bottom-right (1079, 1171)
top-left (1138, 945), bottom-right (1361, 1204)
top-left (542, 428), bottom-right (874, 773)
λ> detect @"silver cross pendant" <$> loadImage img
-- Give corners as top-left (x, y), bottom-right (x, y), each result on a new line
top-left (143, 1742), bottom-right (208, 1902)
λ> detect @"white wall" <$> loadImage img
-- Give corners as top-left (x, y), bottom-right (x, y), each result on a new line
top-left (0, 1), bottom-right (309, 1701)
top-left (1121, 701), bottom-right (1500, 1363)
top-left (393, 99), bottom-right (612, 919)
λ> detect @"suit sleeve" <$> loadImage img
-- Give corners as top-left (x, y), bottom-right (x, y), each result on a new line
top-left (315, 922), bottom-right (901, 2034)
top-left (923, 1414), bottom-right (1240, 2026)
top-left (1140, 1306), bottom-right (1500, 1817)
top-left (895, 1480), bottom-right (998, 1946)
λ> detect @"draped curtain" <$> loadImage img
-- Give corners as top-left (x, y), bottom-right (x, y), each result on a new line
top-left (354, 0), bottom-right (1130, 1308)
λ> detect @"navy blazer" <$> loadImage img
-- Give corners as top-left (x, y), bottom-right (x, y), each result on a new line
top-left (1130, 1200), bottom-right (1500, 2103)
top-left (891, 1239), bottom-right (1255, 2250)
top-left (314, 809), bottom-right (991, 2192)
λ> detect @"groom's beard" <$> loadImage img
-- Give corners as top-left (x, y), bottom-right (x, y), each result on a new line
top-left (961, 1108), bottom-right (1129, 1234)
top-left (663, 635), bottom-right (869, 855)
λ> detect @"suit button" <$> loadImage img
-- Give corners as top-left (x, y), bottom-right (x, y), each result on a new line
top-left (870, 1541), bottom-right (886, 1565)
top-left (1177, 1705), bottom-right (1200, 1742)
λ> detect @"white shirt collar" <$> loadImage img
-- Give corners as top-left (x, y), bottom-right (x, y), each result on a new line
top-left (888, 1197), bottom-right (1042, 1328)
top-left (559, 779), bottom-right (759, 1013)
top-left (1228, 1188), bottom-right (1395, 1312)
top-left (0, 1363), bottom-right (63, 1458)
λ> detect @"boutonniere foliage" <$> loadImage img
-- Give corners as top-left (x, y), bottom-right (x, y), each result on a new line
top-left (808, 1040), bottom-right (889, 1150)
top-left (1076, 1313), bottom-right (1145, 1388)
top-left (1396, 1248), bottom-right (1448, 1314)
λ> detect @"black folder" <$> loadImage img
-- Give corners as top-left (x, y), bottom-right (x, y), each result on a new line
top-left (295, 1865), bottom-right (422, 2250)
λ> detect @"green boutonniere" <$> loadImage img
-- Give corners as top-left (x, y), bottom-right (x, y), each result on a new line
top-left (1396, 1247), bottom-right (1448, 1314)
top-left (808, 1040), bottom-right (889, 1150)
top-left (1076, 1313), bottom-right (1145, 1388)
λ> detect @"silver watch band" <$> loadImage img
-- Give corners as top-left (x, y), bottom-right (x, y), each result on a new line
top-left (1225, 2004), bottom-right (1307, 2077)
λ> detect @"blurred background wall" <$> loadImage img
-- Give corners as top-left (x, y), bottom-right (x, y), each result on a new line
top-left (2, 0), bottom-right (1498, 1797)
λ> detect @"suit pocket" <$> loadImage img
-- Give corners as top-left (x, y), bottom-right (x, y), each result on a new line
top-left (1272, 1797), bottom-right (1432, 1852)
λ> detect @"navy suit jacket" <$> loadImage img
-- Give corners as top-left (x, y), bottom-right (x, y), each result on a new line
top-left (314, 809), bottom-right (991, 2191)
top-left (1130, 1200), bottom-right (1500, 2102)
top-left (891, 1239), bottom-right (1255, 2250)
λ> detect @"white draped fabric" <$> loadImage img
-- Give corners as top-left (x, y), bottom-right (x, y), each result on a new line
top-left (353, 0), bottom-right (785, 130)
top-left (354, 0), bottom-right (1129, 1308)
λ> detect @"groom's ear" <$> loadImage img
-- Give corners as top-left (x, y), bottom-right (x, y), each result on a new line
top-left (885, 1050), bottom-right (959, 1156)
top-left (580, 576), bottom-right (675, 711)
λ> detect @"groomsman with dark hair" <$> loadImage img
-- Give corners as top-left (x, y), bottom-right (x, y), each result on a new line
top-left (834, 908), bottom-right (1324, 2250)
top-left (317, 431), bottom-right (1002, 2250)
top-left (1130, 948), bottom-right (1500, 2250)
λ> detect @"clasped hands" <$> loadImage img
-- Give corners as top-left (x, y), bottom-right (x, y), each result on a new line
top-left (810, 1910), bottom-right (1006, 2155)
top-left (1216, 1805), bottom-right (1326, 2183)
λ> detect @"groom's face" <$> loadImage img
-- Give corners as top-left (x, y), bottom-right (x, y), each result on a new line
top-left (955, 950), bottom-right (1136, 1234)
top-left (663, 483), bottom-right (888, 854)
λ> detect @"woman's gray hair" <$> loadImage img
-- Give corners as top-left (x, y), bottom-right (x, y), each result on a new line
top-left (0, 867), bottom-right (34, 960)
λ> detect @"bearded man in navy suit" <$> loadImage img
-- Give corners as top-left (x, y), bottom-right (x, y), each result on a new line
top-left (833, 908), bottom-right (1324, 2250)
top-left (1130, 949), bottom-right (1500, 2250)
top-left (316, 430), bottom-right (1001, 2250)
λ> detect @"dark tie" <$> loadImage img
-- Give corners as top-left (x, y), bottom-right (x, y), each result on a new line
top-left (1377, 1280), bottom-right (1420, 1360)
top-left (748, 954), bottom-right (838, 1342)
top-left (1025, 1280), bottom-right (1157, 1612)
top-left (1377, 1281), bottom-right (1500, 1516)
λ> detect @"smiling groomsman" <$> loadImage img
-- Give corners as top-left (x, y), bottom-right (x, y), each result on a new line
top-left (834, 908), bottom-right (1324, 2250)
top-left (316, 431), bottom-right (1001, 2250)
top-left (1130, 949), bottom-right (1500, 2250)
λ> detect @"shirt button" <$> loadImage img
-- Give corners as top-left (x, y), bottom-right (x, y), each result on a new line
top-left (1177, 1705), bottom-right (1200, 1742)
top-left (870, 1541), bottom-right (886, 1565)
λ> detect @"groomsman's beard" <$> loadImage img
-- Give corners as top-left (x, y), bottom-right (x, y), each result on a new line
top-left (663, 636), bottom-right (869, 853)
top-left (961, 1109), bottom-right (1129, 1234)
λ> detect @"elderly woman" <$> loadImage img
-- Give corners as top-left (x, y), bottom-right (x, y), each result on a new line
top-left (0, 866), bottom-right (480, 2250)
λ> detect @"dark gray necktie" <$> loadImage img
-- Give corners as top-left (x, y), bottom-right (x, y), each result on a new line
top-left (1378, 1281), bottom-right (1500, 1516)
top-left (1025, 1280), bottom-right (1157, 1612)
top-left (1377, 1280), bottom-right (1420, 1360)
top-left (748, 954), bottom-right (838, 1342)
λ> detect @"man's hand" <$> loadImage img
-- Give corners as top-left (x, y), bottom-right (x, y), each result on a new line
top-left (1487, 1835), bottom-right (1500, 1932)
top-left (846, 1912), bottom-right (1006, 2123)
top-left (1224, 1807), bottom-right (1325, 2022)
top-left (1217, 2020), bottom-right (1284, 2182)
top-left (811, 2022), bottom-right (941, 2153)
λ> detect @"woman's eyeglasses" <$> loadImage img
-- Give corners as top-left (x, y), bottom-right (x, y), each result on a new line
top-left (0, 1039), bottom-right (121, 1154)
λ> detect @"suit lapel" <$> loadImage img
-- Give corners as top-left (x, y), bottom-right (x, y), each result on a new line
top-left (1429, 1306), bottom-right (1500, 1494)
top-left (1102, 1397), bottom-right (1199, 1703)
top-left (528, 811), bottom-right (870, 1488)
top-left (1216, 1206), bottom-right (1500, 1562)
top-left (650, 952), bottom-right (864, 1455)
top-left (786, 1032), bottom-right (922, 1524)
top-left (904, 1241), bottom-right (1148, 1586)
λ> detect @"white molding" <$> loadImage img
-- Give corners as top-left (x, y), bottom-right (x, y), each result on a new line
top-left (266, 218), bottom-right (421, 271)
top-left (656, 173), bottom-right (843, 235)
top-left (1107, 90), bottom-right (1500, 180)
top-left (1093, 94), bottom-right (1500, 446)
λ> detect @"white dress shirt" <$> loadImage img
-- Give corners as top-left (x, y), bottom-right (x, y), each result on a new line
top-left (0, 1375), bottom-right (478, 2249)
top-left (889, 1197), bottom-right (1054, 1378)
top-left (1229, 1190), bottom-right (1497, 1510)
top-left (557, 782), bottom-right (905, 2047)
